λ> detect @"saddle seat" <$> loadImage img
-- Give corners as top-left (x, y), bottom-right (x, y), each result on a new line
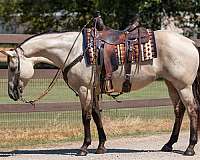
top-left (97, 22), bottom-right (150, 45)
top-left (97, 27), bottom-right (126, 45)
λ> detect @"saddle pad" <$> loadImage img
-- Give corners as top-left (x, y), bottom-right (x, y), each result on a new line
top-left (116, 29), bottom-right (157, 64)
top-left (82, 28), bottom-right (95, 65)
top-left (82, 28), bottom-right (157, 65)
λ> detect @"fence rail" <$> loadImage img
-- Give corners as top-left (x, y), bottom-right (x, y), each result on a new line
top-left (0, 34), bottom-right (172, 113)
top-left (0, 69), bottom-right (171, 112)
top-left (0, 34), bottom-right (32, 44)
top-left (0, 98), bottom-right (172, 113)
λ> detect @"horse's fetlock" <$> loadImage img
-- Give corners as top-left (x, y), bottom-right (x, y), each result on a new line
top-left (84, 138), bottom-right (91, 145)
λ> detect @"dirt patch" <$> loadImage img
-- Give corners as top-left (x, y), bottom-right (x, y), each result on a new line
top-left (0, 117), bottom-right (189, 149)
top-left (1, 133), bottom-right (200, 160)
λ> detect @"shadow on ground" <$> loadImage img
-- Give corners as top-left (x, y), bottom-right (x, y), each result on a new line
top-left (0, 148), bottom-right (184, 157)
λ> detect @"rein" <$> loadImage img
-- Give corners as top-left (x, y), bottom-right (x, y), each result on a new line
top-left (19, 18), bottom-right (93, 105)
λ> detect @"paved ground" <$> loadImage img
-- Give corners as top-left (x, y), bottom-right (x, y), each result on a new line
top-left (1, 133), bottom-right (200, 160)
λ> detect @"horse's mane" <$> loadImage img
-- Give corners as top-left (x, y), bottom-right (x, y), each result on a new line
top-left (17, 31), bottom-right (76, 48)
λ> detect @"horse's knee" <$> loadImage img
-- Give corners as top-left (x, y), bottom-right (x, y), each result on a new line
top-left (82, 111), bottom-right (92, 123)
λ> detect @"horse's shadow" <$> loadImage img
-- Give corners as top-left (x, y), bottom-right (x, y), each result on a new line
top-left (0, 148), bottom-right (184, 157)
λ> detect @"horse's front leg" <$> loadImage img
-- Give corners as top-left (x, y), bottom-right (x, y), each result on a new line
top-left (92, 94), bottom-right (107, 154)
top-left (77, 86), bottom-right (92, 156)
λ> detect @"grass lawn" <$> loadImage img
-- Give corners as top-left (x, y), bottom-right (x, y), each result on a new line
top-left (0, 78), bottom-right (174, 149)
top-left (0, 106), bottom-right (174, 128)
top-left (0, 78), bottom-right (169, 103)
top-left (0, 106), bottom-right (182, 149)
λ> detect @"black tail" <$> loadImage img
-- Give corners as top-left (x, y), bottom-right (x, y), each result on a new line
top-left (192, 44), bottom-right (200, 135)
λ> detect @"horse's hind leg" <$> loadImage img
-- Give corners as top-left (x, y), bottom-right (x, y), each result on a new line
top-left (92, 94), bottom-right (107, 154)
top-left (161, 80), bottom-right (185, 152)
top-left (178, 86), bottom-right (198, 156)
top-left (77, 86), bottom-right (92, 156)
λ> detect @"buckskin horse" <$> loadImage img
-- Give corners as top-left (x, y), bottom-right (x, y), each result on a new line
top-left (1, 20), bottom-right (200, 156)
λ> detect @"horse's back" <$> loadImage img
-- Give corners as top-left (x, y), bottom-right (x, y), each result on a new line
top-left (154, 30), bottom-right (194, 45)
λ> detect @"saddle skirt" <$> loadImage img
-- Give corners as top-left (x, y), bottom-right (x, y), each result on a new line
top-left (82, 27), bottom-right (157, 66)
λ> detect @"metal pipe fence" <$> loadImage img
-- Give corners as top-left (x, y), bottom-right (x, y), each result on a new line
top-left (0, 35), bottom-right (174, 146)
top-left (0, 68), bottom-right (172, 129)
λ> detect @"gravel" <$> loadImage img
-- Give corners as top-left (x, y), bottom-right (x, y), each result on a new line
top-left (1, 133), bottom-right (200, 160)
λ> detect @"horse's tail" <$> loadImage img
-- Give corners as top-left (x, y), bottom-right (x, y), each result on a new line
top-left (192, 43), bottom-right (200, 135)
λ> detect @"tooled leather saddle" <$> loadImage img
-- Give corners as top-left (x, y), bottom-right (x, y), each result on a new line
top-left (95, 13), bottom-right (150, 93)
top-left (83, 12), bottom-right (157, 94)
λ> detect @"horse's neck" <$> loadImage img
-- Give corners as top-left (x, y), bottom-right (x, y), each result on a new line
top-left (21, 32), bottom-right (82, 69)
top-left (29, 56), bottom-right (55, 66)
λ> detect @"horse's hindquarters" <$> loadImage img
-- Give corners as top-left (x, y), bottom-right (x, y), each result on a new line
top-left (154, 31), bottom-right (199, 89)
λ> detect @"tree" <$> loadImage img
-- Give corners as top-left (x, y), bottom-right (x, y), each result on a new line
top-left (0, 0), bottom-right (199, 37)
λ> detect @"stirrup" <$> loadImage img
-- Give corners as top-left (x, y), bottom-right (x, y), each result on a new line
top-left (105, 80), bottom-right (114, 93)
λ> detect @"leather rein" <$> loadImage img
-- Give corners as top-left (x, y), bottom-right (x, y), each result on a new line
top-left (16, 18), bottom-right (93, 105)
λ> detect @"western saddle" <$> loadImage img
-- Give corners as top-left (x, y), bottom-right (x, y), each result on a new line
top-left (93, 12), bottom-right (150, 93)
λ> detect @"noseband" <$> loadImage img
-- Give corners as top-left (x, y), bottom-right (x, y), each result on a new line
top-left (8, 47), bottom-right (22, 91)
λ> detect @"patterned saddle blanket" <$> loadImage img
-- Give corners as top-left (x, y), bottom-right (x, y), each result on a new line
top-left (82, 28), bottom-right (157, 68)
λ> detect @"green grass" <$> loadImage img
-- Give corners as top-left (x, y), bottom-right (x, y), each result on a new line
top-left (0, 79), bottom-right (169, 103)
top-left (0, 111), bottom-right (82, 128)
top-left (103, 106), bottom-right (174, 120)
top-left (0, 79), bottom-right (80, 103)
top-left (0, 106), bottom-right (173, 129)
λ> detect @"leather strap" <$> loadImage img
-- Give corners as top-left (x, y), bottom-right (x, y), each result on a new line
top-left (122, 62), bottom-right (132, 92)
top-left (62, 54), bottom-right (84, 96)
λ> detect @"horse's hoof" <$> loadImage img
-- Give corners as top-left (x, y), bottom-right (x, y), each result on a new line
top-left (161, 144), bottom-right (173, 152)
top-left (184, 148), bottom-right (195, 156)
top-left (95, 147), bottom-right (107, 154)
top-left (76, 149), bottom-right (88, 156)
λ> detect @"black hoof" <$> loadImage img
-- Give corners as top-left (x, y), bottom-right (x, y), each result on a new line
top-left (76, 149), bottom-right (88, 156)
top-left (184, 148), bottom-right (195, 156)
top-left (161, 144), bottom-right (173, 152)
top-left (95, 147), bottom-right (107, 154)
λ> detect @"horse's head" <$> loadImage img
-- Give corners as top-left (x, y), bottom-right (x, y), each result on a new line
top-left (1, 49), bottom-right (34, 101)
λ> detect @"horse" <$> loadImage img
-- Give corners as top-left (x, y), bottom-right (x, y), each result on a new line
top-left (1, 30), bottom-right (200, 156)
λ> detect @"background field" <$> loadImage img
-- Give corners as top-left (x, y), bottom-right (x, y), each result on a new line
top-left (0, 78), bottom-right (169, 103)
top-left (0, 77), bottom-right (187, 150)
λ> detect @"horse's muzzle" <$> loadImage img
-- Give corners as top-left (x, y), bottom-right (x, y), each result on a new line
top-left (8, 85), bottom-right (22, 101)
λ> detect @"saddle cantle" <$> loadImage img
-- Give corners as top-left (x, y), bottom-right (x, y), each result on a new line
top-left (82, 13), bottom-right (157, 94)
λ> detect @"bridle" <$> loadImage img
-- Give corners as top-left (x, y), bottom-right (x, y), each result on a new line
top-left (7, 47), bottom-right (27, 101)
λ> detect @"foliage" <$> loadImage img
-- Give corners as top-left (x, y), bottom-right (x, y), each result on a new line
top-left (0, 0), bottom-right (199, 36)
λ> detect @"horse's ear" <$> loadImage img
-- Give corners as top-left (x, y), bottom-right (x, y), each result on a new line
top-left (0, 50), bottom-right (16, 57)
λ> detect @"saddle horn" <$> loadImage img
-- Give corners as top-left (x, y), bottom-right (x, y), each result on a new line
top-left (93, 11), bottom-right (105, 31)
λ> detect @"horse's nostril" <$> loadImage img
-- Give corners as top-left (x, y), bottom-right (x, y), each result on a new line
top-left (19, 86), bottom-right (23, 93)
